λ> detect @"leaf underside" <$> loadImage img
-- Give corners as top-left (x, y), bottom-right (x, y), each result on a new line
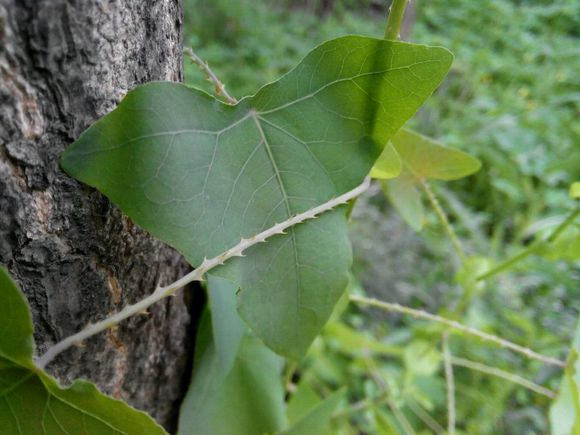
top-left (0, 267), bottom-right (167, 434)
top-left (178, 276), bottom-right (286, 435)
top-left (61, 35), bottom-right (453, 358)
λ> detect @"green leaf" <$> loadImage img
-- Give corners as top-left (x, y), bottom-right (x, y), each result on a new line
top-left (381, 172), bottom-right (424, 231)
top-left (550, 318), bottom-right (580, 435)
top-left (371, 142), bottom-right (402, 179)
top-left (393, 128), bottom-right (481, 181)
top-left (324, 321), bottom-right (403, 357)
top-left (178, 277), bottom-right (286, 435)
top-left (403, 341), bottom-right (441, 376)
top-left (0, 267), bottom-right (34, 366)
top-left (61, 36), bottom-right (452, 358)
top-left (0, 267), bottom-right (167, 434)
top-left (541, 231), bottom-right (580, 261)
top-left (283, 389), bottom-right (345, 435)
top-left (286, 380), bottom-right (323, 425)
top-left (570, 182), bottom-right (580, 199)
top-left (206, 275), bottom-right (245, 374)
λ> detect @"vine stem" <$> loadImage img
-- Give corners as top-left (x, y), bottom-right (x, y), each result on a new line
top-left (420, 179), bottom-right (466, 262)
top-left (442, 333), bottom-right (456, 435)
top-left (384, 0), bottom-right (409, 40)
top-left (36, 177), bottom-right (371, 369)
top-left (184, 47), bottom-right (238, 104)
top-left (477, 205), bottom-right (580, 282)
top-left (451, 356), bottom-right (556, 398)
top-left (349, 295), bottom-right (566, 367)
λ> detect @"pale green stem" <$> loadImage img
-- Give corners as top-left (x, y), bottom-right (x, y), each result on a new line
top-left (406, 400), bottom-right (445, 435)
top-left (385, 0), bottom-right (409, 40)
top-left (451, 356), bottom-right (556, 398)
top-left (477, 206), bottom-right (580, 282)
top-left (350, 295), bottom-right (565, 367)
top-left (421, 179), bottom-right (466, 262)
top-left (442, 333), bottom-right (456, 435)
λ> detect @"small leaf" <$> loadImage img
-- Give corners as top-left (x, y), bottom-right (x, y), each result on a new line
top-left (283, 389), bottom-right (345, 435)
top-left (393, 128), bottom-right (482, 181)
top-left (370, 142), bottom-right (402, 179)
top-left (324, 321), bottom-right (402, 357)
top-left (570, 182), bottom-right (580, 199)
top-left (61, 36), bottom-right (452, 359)
top-left (0, 267), bottom-right (167, 434)
top-left (550, 318), bottom-right (580, 435)
top-left (381, 172), bottom-right (424, 231)
top-left (178, 277), bottom-right (286, 435)
top-left (541, 232), bottom-right (580, 261)
top-left (403, 341), bottom-right (441, 376)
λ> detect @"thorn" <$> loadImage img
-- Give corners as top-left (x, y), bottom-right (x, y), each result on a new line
top-left (138, 310), bottom-right (149, 316)
top-left (73, 341), bottom-right (85, 348)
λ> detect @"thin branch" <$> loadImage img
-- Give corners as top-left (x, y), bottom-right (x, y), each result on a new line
top-left (421, 179), bottom-right (466, 262)
top-left (349, 295), bottom-right (566, 367)
top-left (364, 356), bottom-right (416, 435)
top-left (184, 47), bottom-right (238, 104)
top-left (451, 356), bottom-right (556, 399)
top-left (36, 177), bottom-right (371, 369)
top-left (406, 400), bottom-right (445, 435)
top-left (443, 333), bottom-right (456, 435)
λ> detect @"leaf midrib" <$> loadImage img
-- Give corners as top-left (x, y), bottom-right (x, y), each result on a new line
top-left (250, 111), bottom-right (304, 336)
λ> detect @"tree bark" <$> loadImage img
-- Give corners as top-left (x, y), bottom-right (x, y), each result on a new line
top-left (0, 0), bottom-right (192, 430)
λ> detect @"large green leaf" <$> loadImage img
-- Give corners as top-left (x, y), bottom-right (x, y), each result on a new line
top-left (550, 319), bottom-right (580, 435)
top-left (0, 267), bottom-right (167, 434)
top-left (61, 36), bottom-right (452, 358)
top-left (178, 276), bottom-right (286, 435)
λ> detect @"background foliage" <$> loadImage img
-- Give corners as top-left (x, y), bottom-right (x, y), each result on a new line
top-left (183, 0), bottom-right (579, 433)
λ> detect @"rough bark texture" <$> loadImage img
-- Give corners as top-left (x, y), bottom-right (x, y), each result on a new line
top-left (0, 0), bottom-right (193, 430)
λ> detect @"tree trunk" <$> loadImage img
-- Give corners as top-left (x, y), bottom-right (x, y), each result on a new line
top-left (0, 0), bottom-right (193, 430)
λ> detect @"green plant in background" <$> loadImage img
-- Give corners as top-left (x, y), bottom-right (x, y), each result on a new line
top-left (1, 0), bottom-right (578, 433)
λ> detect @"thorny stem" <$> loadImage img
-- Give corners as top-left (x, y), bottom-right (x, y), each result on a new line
top-left (451, 356), bottom-right (556, 398)
top-left (421, 179), bottom-right (466, 262)
top-left (442, 333), bottom-right (456, 435)
top-left (184, 47), bottom-right (238, 104)
top-left (384, 0), bottom-right (409, 40)
top-left (349, 295), bottom-right (566, 367)
top-left (37, 177), bottom-right (372, 369)
top-left (477, 205), bottom-right (580, 281)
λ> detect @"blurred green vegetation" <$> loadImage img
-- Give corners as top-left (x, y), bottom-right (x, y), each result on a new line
top-left (183, 0), bottom-right (579, 433)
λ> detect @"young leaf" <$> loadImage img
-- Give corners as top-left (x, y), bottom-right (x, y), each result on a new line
top-left (61, 36), bottom-right (452, 359)
top-left (178, 277), bottom-right (286, 435)
top-left (381, 172), bottom-right (424, 231)
top-left (550, 318), bottom-right (580, 435)
top-left (570, 182), bottom-right (580, 199)
top-left (0, 267), bottom-right (167, 434)
top-left (370, 142), bottom-right (402, 179)
top-left (393, 128), bottom-right (482, 181)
